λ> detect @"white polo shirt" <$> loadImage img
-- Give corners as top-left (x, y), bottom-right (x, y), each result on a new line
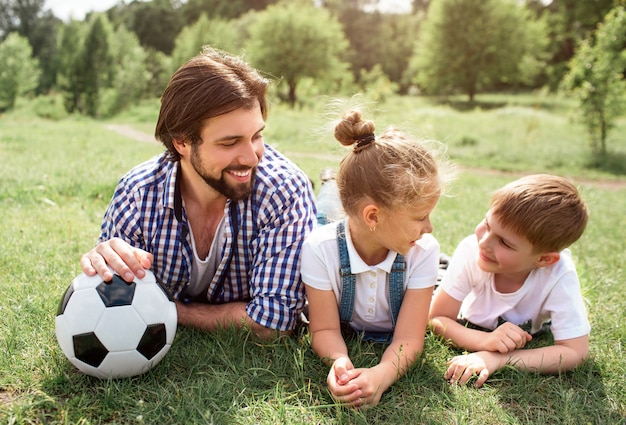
top-left (301, 218), bottom-right (439, 332)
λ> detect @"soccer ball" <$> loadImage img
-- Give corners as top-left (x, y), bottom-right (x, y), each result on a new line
top-left (55, 269), bottom-right (177, 379)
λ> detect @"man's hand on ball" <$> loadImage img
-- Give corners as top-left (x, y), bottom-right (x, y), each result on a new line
top-left (80, 238), bottom-right (153, 282)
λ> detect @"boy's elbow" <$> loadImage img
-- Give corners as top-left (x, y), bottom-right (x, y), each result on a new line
top-left (556, 334), bottom-right (590, 369)
top-left (428, 316), bottom-right (447, 335)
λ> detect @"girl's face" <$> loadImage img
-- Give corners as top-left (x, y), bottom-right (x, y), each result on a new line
top-left (379, 193), bottom-right (440, 255)
top-left (474, 210), bottom-right (540, 276)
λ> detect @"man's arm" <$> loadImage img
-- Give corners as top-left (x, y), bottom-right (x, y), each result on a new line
top-left (176, 301), bottom-right (286, 340)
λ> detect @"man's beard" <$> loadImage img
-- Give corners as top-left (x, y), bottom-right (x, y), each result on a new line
top-left (190, 147), bottom-right (256, 201)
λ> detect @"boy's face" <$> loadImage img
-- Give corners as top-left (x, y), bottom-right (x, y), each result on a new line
top-left (474, 210), bottom-right (543, 277)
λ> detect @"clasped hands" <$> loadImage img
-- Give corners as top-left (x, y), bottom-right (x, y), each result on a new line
top-left (326, 356), bottom-right (385, 408)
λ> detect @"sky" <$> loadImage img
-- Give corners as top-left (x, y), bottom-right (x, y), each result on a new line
top-left (44, 0), bottom-right (412, 21)
top-left (44, 0), bottom-right (120, 21)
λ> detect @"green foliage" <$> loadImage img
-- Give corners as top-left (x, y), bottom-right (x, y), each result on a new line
top-left (31, 92), bottom-right (69, 120)
top-left (82, 15), bottom-right (113, 117)
top-left (560, 6), bottom-right (626, 155)
top-left (324, 2), bottom-right (422, 93)
top-left (170, 13), bottom-right (242, 72)
top-left (358, 64), bottom-right (398, 104)
top-left (56, 20), bottom-right (87, 114)
top-left (56, 15), bottom-right (150, 118)
top-left (0, 32), bottom-right (41, 110)
top-left (409, 0), bottom-right (549, 101)
top-left (117, 0), bottom-right (182, 55)
top-left (179, 0), bottom-right (279, 23)
top-left (99, 26), bottom-right (149, 117)
top-left (245, 0), bottom-right (351, 106)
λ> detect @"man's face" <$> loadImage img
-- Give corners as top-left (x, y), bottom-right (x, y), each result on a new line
top-left (188, 103), bottom-right (265, 201)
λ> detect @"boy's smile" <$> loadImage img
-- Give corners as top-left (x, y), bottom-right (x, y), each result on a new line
top-left (474, 210), bottom-right (544, 287)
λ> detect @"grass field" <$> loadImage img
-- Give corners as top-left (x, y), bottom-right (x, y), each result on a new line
top-left (1, 93), bottom-right (625, 424)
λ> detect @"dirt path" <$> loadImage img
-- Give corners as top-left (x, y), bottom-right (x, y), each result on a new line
top-left (104, 124), bottom-right (626, 191)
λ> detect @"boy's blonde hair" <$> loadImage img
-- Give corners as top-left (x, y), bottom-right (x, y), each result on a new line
top-left (334, 109), bottom-right (451, 216)
top-left (490, 174), bottom-right (588, 253)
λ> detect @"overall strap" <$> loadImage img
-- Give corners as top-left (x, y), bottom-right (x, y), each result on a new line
top-left (336, 221), bottom-right (406, 325)
top-left (337, 221), bottom-right (356, 322)
top-left (388, 254), bottom-right (406, 326)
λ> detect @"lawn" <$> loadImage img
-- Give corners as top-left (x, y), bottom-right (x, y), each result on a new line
top-left (0, 93), bottom-right (625, 424)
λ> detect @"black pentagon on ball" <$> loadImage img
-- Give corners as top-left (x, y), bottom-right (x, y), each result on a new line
top-left (73, 332), bottom-right (108, 367)
top-left (96, 274), bottom-right (137, 307)
top-left (137, 323), bottom-right (167, 360)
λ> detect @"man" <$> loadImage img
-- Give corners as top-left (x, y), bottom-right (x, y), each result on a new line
top-left (80, 47), bottom-right (316, 339)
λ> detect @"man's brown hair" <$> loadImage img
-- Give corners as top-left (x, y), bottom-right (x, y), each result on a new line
top-left (155, 47), bottom-right (269, 161)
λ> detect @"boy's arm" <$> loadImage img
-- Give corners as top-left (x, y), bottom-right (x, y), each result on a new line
top-left (446, 334), bottom-right (589, 387)
top-left (429, 289), bottom-right (531, 353)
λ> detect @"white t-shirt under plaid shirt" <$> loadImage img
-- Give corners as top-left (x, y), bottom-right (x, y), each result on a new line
top-left (98, 144), bottom-right (317, 331)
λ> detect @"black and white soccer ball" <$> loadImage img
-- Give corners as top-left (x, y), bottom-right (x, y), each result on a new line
top-left (55, 269), bottom-right (177, 379)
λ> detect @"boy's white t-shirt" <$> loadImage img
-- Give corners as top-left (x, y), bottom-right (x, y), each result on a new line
top-left (438, 235), bottom-right (591, 340)
top-left (301, 218), bottom-right (440, 333)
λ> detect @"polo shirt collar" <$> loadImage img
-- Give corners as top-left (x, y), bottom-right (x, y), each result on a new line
top-left (343, 217), bottom-right (398, 275)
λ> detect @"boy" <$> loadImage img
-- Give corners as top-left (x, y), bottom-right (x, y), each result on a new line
top-left (429, 174), bottom-right (590, 387)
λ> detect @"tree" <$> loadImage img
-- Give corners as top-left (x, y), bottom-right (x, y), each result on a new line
top-left (0, 0), bottom-right (60, 93)
top-left (408, 0), bottom-right (548, 102)
top-left (245, 0), bottom-right (350, 106)
top-left (0, 0), bottom-right (44, 39)
top-left (561, 6), bottom-right (626, 155)
top-left (377, 13), bottom-right (423, 93)
top-left (57, 20), bottom-right (87, 113)
top-left (99, 25), bottom-right (149, 116)
top-left (0, 32), bottom-right (40, 110)
top-left (117, 0), bottom-right (183, 55)
top-left (525, 0), bottom-right (616, 90)
top-left (82, 15), bottom-right (113, 117)
top-left (180, 0), bottom-right (279, 24)
top-left (170, 13), bottom-right (241, 73)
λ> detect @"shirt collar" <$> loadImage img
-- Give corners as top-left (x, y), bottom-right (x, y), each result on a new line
top-left (164, 160), bottom-right (180, 214)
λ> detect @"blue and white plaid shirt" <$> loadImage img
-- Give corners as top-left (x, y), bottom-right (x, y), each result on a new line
top-left (99, 144), bottom-right (317, 331)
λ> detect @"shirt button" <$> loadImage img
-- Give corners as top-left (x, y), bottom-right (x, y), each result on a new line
top-left (368, 297), bottom-right (375, 303)
top-left (369, 283), bottom-right (375, 288)
top-left (368, 308), bottom-right (374, 313)
top-left (369, 271), bottom-right (376, 278)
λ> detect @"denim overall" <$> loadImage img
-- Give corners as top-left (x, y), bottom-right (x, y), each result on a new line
top-left (336, 221), bottom-right (405, 344)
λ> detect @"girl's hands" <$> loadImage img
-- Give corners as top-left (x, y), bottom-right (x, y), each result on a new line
top-left (327, 358), bottom-right (391, 408)
top-left (327, 356), bottom-right (364, 408)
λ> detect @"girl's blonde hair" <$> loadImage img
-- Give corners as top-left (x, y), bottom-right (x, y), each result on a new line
top-left (334, 109), bottom-right (452, 216)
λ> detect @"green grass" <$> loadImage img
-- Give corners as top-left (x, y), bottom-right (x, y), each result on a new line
top-left (1, 93), bottom-right (625, 424)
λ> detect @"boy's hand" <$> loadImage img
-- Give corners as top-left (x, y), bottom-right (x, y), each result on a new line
top-left (486, 322), bottom-right (532, 353)
top-left (445, 351), bottom-right (501, 387)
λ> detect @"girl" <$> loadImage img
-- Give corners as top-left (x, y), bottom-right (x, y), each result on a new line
top-left (301, 109), bottom-right (451, 407)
